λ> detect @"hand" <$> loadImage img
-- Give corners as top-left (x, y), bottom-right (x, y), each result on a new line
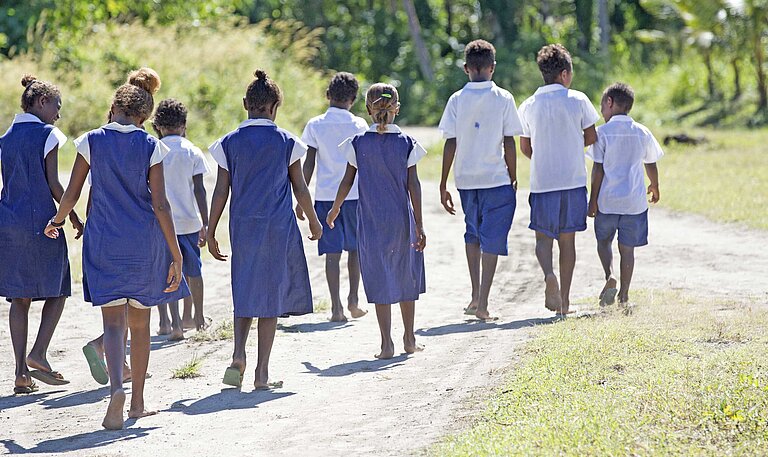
top-left (69, 213), bottom-right (84, 239)
top-left (164, 259), bottom-right (183, 293)
top-left (295, 203), bottom-right (305, 221)
top-left (326, 205), bottom-right (340, 229)
top-left (308, 218), bottom-right (323, 241)
top-left (207, 234), bottom-right (228, 261)
top-left (512, 180), bottom-right (518, 191)
top-left (588, 200), bottom-right (598, 218)
top-left (44, 222), bottom-right (61, 239)
top-left (412, 227), bottom-right (426, 252)
top-left (647, 184), bottom-right (660, 204)
top-left (198, 225), bottom-right (207, 248)
top-left (440, 186), bottom-right (455, 215)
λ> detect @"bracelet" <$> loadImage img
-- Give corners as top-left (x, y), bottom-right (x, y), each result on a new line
top-left (49, 217), bottom-right (65, 228)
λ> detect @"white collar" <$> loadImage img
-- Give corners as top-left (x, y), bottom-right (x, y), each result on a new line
top-left (534, 84), bottom-right (568, 95)
top-left (239, 118), bottom-right (275, 129)
top-left (102, 122), bottom-right (144, 133)
top-left (161, 134), bottom-right (184, 142)
top-left (607, 114), bottom-right (633, 123)
top-left (327, 107), bottom-right (354, 116)
top-left (366, 124), bottom-right (402, 134)
top-left (12, 113), bottom-right (44, 125)
top-left (464, 81), bottom-right (495, 90)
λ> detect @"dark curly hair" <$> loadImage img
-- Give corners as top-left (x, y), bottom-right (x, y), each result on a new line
top-left (152, 98), bottom-right (187, 135)
top-left (113, 67), bottom-right (161, 120)
top-left (327, 72), bottom-right (359, 104)
top-left (464, 39), bottom-right (496, 71)
top-left (20, 74), bottom-right (61, 112)
top-left (245, 69), bottom-right (282, 112)
top-left (602, 82), bottom-right (635, 112)
top-left (536, 44), bottom-right (573, 84)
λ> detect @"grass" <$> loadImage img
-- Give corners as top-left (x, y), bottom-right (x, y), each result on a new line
top-left (171, 354), bottom-right (204, 379)
top-left (187, 321), bottom-right (234, 343)
top-left (433, 290), bottom-right (768, 456)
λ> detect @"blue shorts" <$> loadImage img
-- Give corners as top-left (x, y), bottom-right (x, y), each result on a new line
top-left (314, 200), bottom-right (358, 255)
top-left (594, 210), bottom-right (648, 247)
top-left (528, 187), bottom-right (588, 240)
top-left (458, 184), bottom-right (516, 256)
top-left (178, 233), bottom-right (202, 277)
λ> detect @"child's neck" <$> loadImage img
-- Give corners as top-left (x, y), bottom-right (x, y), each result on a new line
top-left (110, 113), bottom-right (142, 128)
top-left (469, 75), bottom-right (492, 82)
top-left (247, 111), bottom-right (273, 121)
top-left (329, 100), bottom-right (353, 110)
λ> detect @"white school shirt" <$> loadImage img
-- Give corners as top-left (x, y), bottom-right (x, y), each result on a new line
top-left (437, 81), bottom-right (524, 190)
top-left (0, 113), bottom-right (67, 162)
top-left (518, 84), bottom-right (601, 193)
top-left (208, 118), bottom-right (307, 171)
top-left (341, 124), bottom-right (427, 168)
top-left (73, 122), bottom-right (169, 167)
top-left (586, 115), bottom-right (664, 215)
top-left (161, 135), bottom-right (212, 235)
top-left (301, 107), bottom-right (368, 201)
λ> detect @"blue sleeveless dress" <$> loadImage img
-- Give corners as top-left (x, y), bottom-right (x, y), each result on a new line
top-left (0, 117), bottom-right (71, 300)
top-left (342, 125), bottom-right (426, 304)
top-left (210, 119), bottom-right (313, 318)
top-left (76, 123), bottom-right (189, 306)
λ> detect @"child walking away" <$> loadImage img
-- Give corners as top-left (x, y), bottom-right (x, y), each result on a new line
top-left (328, 83), bottom-right (427, 359)
top-left (152, 99), bottom-right (212, 339)
top-left (587, 83), bottom-right (663, 310)
top-left (299, 72), bottom-right (368, 322)
top-left (208, 70), bottom-right (322, 390)
top-left (0, 75), bottom-right (84, 394)
top-left (45, 68), bottom-right (189, 429)
top-left (438, 39), bottom-right (523, 320)
top-left (518, 44), bottom-right (600, 316)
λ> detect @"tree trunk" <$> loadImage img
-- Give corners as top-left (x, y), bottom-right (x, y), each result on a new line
top-left (598, 0), bottom-right (610, 56)
top-left (753, 15), bottom-right (767, 111)
top-left (703, 50), bottom-right (717, 99)
top-left (402, 0), bottom-right (434, 81)
top-left (731, 58), bottom-right (742, 101)
top-left (575, 0), bottom-right (595, 52)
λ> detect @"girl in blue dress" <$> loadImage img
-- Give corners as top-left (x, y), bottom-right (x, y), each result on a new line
top-left (45, 68), bottom-right (189, 430)
top-left (1, 75), bottom-right (84, 394)
top-left (208, 69), bottom-right (322, 390)
top-left (328, 83), bottom-right (427, 360)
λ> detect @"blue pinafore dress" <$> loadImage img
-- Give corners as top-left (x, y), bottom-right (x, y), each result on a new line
top-left (0, 121), bottom-right (71, 299)
top-left (79, 126), bottom-right (189, 306)
top-left (347, 128), bottom-right (426, 304)
top-left (212, 120), bottom-right (312, 318)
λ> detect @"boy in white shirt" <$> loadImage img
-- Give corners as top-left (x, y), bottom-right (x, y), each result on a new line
top-left (587, 83), bottom-right (662, 308)
top-left (438, 39), bottom-right (524, 320)
top-left (298, 72), bottom-right (369, 322)
top-left (153, 99), bottom-right (212, 338)
top-left (518, 44), bottom-right (600, 316)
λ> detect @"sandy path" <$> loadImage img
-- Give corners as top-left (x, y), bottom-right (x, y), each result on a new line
top-left (1, 168), bottom-right (766, 455)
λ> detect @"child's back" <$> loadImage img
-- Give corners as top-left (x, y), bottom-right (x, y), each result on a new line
top-left (162, 135), bottom-right (210, 235)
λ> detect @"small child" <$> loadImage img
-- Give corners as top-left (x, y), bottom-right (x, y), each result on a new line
top-left (0, 75), bottom-right (83, 393)
top-left (437, 39), bottom-right (523, 320)
top-left (587, 83), bottom-right (663, 308)
top-left (45, 68), bottom-right (189, 429)
top-left (328, 83), bottom-right (427, 359)
top-left (518, 44), bottom-right (600, 315)
top-left (152, 99), bottom-right (212, 339)
top-left (207, 69), bottom-right (322, 390)
top-left (299, 72), bottom-right (368, 322)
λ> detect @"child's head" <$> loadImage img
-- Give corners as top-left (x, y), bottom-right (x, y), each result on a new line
top-left (365, 83), bottom-right (400, 134)
top-left (463, 39), bottom-right (496, 81)
top-left (111, 67), bottom-right (161, 125)
top-left (20, 74), bottom-right (62, 124)
top-left (244, 69), bottom-right (282, 120)
top-left (536, 44), bottom-right (573, 87)
top-left (327, 72), bottom-right (359, 109)
top-left (600, 83), bottom-right (634, 121)
top-left (152, 99), bottom-right (187, 138)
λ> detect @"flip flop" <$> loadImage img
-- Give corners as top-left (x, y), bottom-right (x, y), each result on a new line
top-left (600, 288), bottom-right (618, 307)
top-left (254, 381), bottom-right (283, 391)
top-left (83, 344), bottom-right (109, 385)
top-left (223, 367), bottom-right (244, 388)
top-left (29, 369), bottom-right (69, 386)
top-left (13, 382), bottom-right (39, 394)
top-left (463, 306), bottom-right (478, 316)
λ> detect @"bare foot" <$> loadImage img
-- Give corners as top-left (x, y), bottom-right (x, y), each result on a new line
top-left (599, 277), bottom-right (618, 306)
top-left (557, 300), bottom-right (576, 317)
top-left (330, 313), bottom-right (348, 323)
top-left (182, 318), bottom-right (196, 330)
top-left (474, 309), bottom-right (497, 321)
top-left (169, 328), bottom-right (185, 341)
top-left (128, 407), bottom-right (158, 419)
top-left (14, 373), bottom-right (37, 393)
top-left (102, 389), bottom-right (126, 430)
top-left (464, 298), bottom-right (479, 315)
top-left (254, 380), bottom-right (283, 390)
top-left (25, 355), bottom-right (52, 373)
top-left (157, 324), bottom-right (171, 336)
top-left (375, 340), bottom-right (395, 359)
top-left (348, 305), bottom-right (368, 319)
top-left (195, 316), bottom-right (212, 331)
top-left (544, 274), bottom-right (563, 311)
top-left (403, 335), bottom-right (424, 354)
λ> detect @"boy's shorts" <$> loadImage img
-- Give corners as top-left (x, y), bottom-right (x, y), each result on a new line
top-left (314, 200), bottom-right (358, 256)
top-left (594, 210), bottom-right (648, 247)
top-left (528, 187), bottom-right (588, 240)
top-left (178, 232), bottom-right (203, 277)
top-left (458, 184), bottom-right (516, 256)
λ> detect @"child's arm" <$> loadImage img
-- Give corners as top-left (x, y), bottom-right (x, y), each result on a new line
top-left (588, 163), bottom-right (605, 218)
top-left (295, 147), bottom-right (317, 220)
top-left (503, 136), bottom-right (518, 189)
top-left (327, 165), bottom-right (357, 228)
top-left (44, 154), bottom-right (89, 239)
top-left (584, 125), bottom-right (598, 147)
top-left (439, 139), bottom-right (457, 215)
top-left (520, 137), bottom-right (533, 159)
top-left (645, 163), bottom-right (660, 203)
top-left (408, 166), bottom-right (426, 252)
top-left (193, 174), bottom-right (209, 247)
top-left (44, 146), bottom-right (84, 239)
top-left (289, 160), bottom-right (322, 240)
top-left (207, 166), bottom-right (230, 261)
top-left (148, 163), bottom-right (183, 293)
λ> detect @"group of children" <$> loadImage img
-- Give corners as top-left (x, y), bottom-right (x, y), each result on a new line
top-left (0, 39), bottom-right (661, 430)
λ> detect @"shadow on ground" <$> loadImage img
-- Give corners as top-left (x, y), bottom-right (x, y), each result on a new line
top-left (415, 316), bottom-right (559, 337)
top-left (0, 427), bottom-right (159, 454)
top-left (302, 354), bottom-right (409, 377)
top-left (168, 389), bottom-right (295, 415)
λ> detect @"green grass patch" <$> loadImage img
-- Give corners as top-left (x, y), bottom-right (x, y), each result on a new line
top-left (434, 290), bottom-right (768, 456)
top-left (187, 320), bottom-right (234, 343)
top-left (171, 354), bottom-right (204, 379)
top-left (313, 298), bottom-right (330, 313)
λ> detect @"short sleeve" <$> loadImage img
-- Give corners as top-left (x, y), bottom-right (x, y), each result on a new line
top-left (193, 148), bottom-right (212, 176)
top-left (340, 137), bottom-right (357, 168)
top-left (208, 138), bottom-right (228, 171)
top-left (300, 121), bottom-right (317, 149)
top-left (580, 95), bottom-right (601, 129)
top-left (73, 132), bottom-right (91, 164)
top-left (518, 101), bottom-right (532, 138)
top-left (44, 127), bottom-right (68, 158)
top-left (289, 136), bottom-right (308, 165)
top-left (437, 96), bottom-right (457, 139)
top-left (503, 95), bottom-right (524, 136)
top-left (586, 129), bottom-right (606, 163)
top-left (407, 140), bottom-right (428, 167)
top-left (149, 138), bottom-right (171, 167)
top-left (644, 132), bottom-right (664, 164)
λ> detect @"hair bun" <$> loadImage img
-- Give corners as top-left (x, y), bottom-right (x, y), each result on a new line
top-left (253, 69), bottom-right (268, 81)
top-left (127, 67), bottom-right (161, 95)
top-left (21, 74), bottom-right (38, 88)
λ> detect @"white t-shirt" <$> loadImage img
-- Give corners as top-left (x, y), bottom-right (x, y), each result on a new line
top-left (161, 135), bottom-right (212, 235)
top-left (518, 84), bottom-right (600, 193)
top-left (0, 113), bottom-right (67, 162)
top-left (341, 124), bottom-right (427, 169)
top-left (209, 118), bottom-right (307, 171)
top-left (74, 122), bottom-right (168, 167)
top-left (586, 115), bottom-right (664, 215)
top-left (438, 81), bottom-right (524, 190)
top-left (301, 107), bottom-right (368, 201)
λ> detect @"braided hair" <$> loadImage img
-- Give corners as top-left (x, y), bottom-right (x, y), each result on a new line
top-left (20, 74), bottom-right (61, 112)
top-left (365, 83), bottom-right (399, 134)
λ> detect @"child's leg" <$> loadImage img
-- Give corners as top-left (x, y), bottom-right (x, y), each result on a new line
top-left (10, 298), bottom-right (32, 388)
top-left (101, 305), bottom-right (127, 430)
top-left (231, 317), bottom-right (252, 374)
top-left (596, 239), bottom-right (618, 305)
top-left (475, 253), bottom-right (499, 320)
top-left (400, 301), bottom-right (423, 354)
top-left (617, 243), bottom-right (636, 303)
top-left (325, 253), bottom-right (347, 322)
top-left (535, 232), bottom-right (562, 311)
top-left (374, 304), bottom-right (394, 359)
top-left (127, 306), bottom-right (155, 419)
top-left (186, 275), bottom-right (206, 330)
top-left (26, 297), bottom-right (66, 375)
top-left (347, 251), bottom-right (366, 317)
top-left (156, 304), bottom-right (171, 335)
top-left (557, 232), bottom-right (577, 314)
top-left (182, 295), bottom-right (195, 330)
top-left (254, 317), bottom-right (278, 389)
top-left (465, 243), bottom-right (481, 311)
top-left (167, 300), bottom-right (184, 341)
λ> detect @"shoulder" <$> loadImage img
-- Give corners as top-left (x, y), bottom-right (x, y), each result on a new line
top-left (632, 121), bottom-right (657, 139)
top-left (566, 89), bottom-right (592, 103)
top-left (276, 126), bottom-right (306, 146)
top-left (305, 113), bottom-right (326, 127)
top-left (518, 95), bottom-right (536, 112)
top-left (492, 84), bottom-right (515, 100)
top-left (353, 115), bottom-right (369, 129)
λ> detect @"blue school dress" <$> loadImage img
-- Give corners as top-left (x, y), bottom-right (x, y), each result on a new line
top-left (75, 123), bottom-right (189, 306)
top-left (341, 124), bottom-right (427, 304)
top-left (0, 114), bottom-right (71, 300)
top-left (209, 119), bottom-right (313, 318)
